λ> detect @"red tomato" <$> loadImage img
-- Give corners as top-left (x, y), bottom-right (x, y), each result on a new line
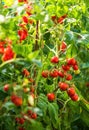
top-left (47, 93), bottom-right (55, 101)
top-left (11, 95), bottom-right (23, 106)
top-left (67, 87), bottom-right (75, 97)
top-left (0, 46), bottom-right (4, 54)
top-left (58, 82), bottom-right (69, 91)
top-left (73, 65), bottom-right (78, 70)
top-left (58, 71), bottom-right (64, 78)
top-left (31, 112), bottom-right (37, 119)
top-left (22, 68), bottom-right (30, 77)
top-left (62, 64), bottom-right (70, 71)
top-left (51, 56), bottom-right (59, 63)
top-left (19, 118), bottom-right (25, 124)
top-left (3, 84), bottom-right (9, 92)
top-left (42, 70), bottom-right (49, 78)
top-left (2, 46), bottom-right (15, 61)
top-left (60, 41), bottom-right (67, 52)
top-left (66, 74), bottom-right (72, 80)
top-left (71, 94), bottom-right (79, 101)
top-left (67, 58), bottom-right (77, 66)
top-left (22, 16), bottom-right (29, 24)
top-left (50, 69), bottom-right (59, 78)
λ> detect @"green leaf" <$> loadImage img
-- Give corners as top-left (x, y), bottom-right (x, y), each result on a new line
top-left (48, 102), bottom-right (59, 128)
top-left (26, 121), bottom-right (45, 130)
top-left (37, 94), bottom-right (50, 124)
top-left (37, 94), bottom-right (48, 111)
top-left (80, 62), bottom-right (89, 69)
top-left (80, 109), bottom-right (89, 127)
top-left (84, 0), bottom-right (89, 7)
top-left (77, 34), bottom-right (89, 48)
top-left (32, 59), bottom-right (42, 67)
top-left (13, 44), bottom-right (32, 57)
top-left (33, 107), bottom-right (43, 116)
top-left (0, 90), bottom-right (8, 101)
top-left (46, 125), bottom-right (52, 130)
top-left (65, 31), bottom-right (75, 42)
top-left (0, 115), bottom-right (15, 130)
top-left (66, 44), bottom-right (78, 58)
top-left (2, 102), bottom-right (14, 110)
top-left (27, 50), bottom-right (39, 60)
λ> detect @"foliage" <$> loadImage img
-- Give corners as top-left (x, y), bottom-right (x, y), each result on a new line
top-left (0, 0), bottom-right (89, 130)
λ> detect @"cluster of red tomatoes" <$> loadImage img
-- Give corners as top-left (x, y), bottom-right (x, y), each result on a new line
top-left (17, 3), bottom-right (34, 42)
top-left (3, 67), bottom-right (37, 130)
top-left (15, 109), bottom-right (37, 130)
top-left (42, 42), bottom-right (79, 102)
top-left (18, 0), bottom-right (28, 3)
top-left (51, 14), bottom-right (67, 24)
top-left (3, 68), bottom-right (35, 105)
top-left (0, 40), bottom-right (15, 61)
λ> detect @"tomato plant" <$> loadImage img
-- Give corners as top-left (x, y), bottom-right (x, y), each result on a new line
top-left (0, 0), bottom-right (89, 130)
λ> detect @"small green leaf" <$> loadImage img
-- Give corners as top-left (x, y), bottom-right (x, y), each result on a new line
top-left (32, 59), bottom-right (42, 67)
top-left (80, 62), bottom-right (89, 69)
top-left (13, 44), bottom-right (32, 57)
top-left (26, 121), bottom-right (45, 130)
top-left (27, 50), bottom-right (39, 60)
top-left (66, 44), bottom-right (78, 58)
top-left (2, 102), bottom-right (14, 110)
top-left (65, 31), bottom-right (75, 42)
top-left (48, 102), bottom-right (59, 128)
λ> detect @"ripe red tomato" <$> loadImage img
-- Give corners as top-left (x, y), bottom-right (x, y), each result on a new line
top-left (67, 87), bottom-right (75, 97)
top-left (0, 41), bottom-right (6, 46)
top-left (2, 46), bottom-right (15, 61)
top-left (73, 65), bottom-right (78, 70)
top-left (71, 94), bottom-right (79, 101)
top-left (22, 68), bottom-right (30, 77)
top-left (11, 95), bottom-right (17, 102)
top-left (58, 82), bottom-right (69, 91)
top-left (22, 16), bottom-right (28, 24)
top-left (18, 0), bottom-right (24, 2)
top-left (42, 70), bottom-right (49, 78)
top-left (50, 69), bottom-right (59, 78)
top-left (18, 29), bottom-right (28, 42)
top-left (60, 41), bottom-right (67, 52)
top-left (57, 17), bottom-right (64, 24)
top-left (3, 84), bottom-right (9, 91)
top-left (31, 112), bottom-right (37, 119)
top-left (57, 14), bottom-right (67, 24)
top-left (62, 64), bottom-right (70, 71)
top-left (51, 56), bottom-right (59, 63)
top-left (58, 71), bottom-right (64, 78)
top-left (67, 58), bottom-right (77, 66)
top-left (11, 95), bottom-right (23, 106)
top-left (19, 118), bottom-right (25, 124)
top-left (66, 74), bottom-right (72, 80)
top-left (0, 46), bottom-right (4, 54)
top-left (47, 93), bottom-right (55, 101)
top-left (15, 97), bottom-right (23, 106)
